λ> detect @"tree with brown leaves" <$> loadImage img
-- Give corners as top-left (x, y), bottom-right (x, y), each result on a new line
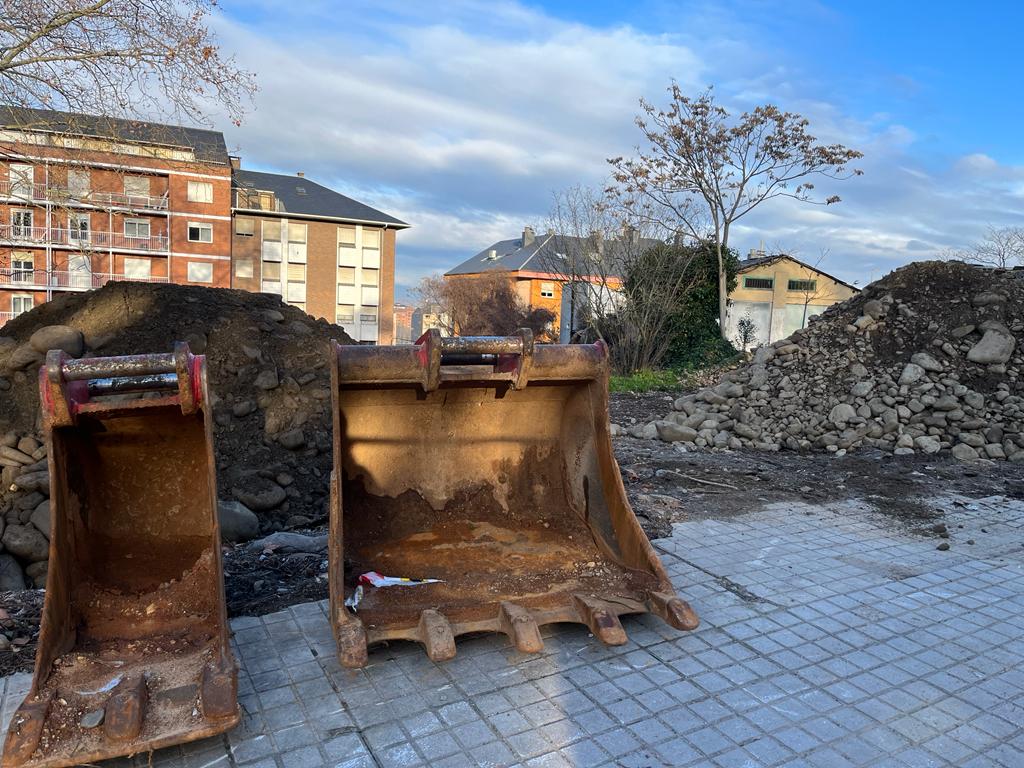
top-left (609, 86), bottom-right (863, 340)
top-left (415, 273), bottom-right (557, 340)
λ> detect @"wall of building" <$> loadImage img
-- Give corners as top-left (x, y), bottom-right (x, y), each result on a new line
top-left (231, 211), bottom-right (395, 344)
top-left (0, 139), bottom-right (231, 324)
top-left (726, 258), bottom-right (858, 348)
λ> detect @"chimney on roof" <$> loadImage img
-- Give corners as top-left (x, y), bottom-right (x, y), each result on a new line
top-left (588, 229), bottom-right (604, 256)
top-left (747, 247), bottom-right (766, 260)
top-left (296, 171), bottom-right (305, 178)
top-left (522, 226), bottom-right (535, 247)
top-left (229, 155), bottom-right (241, 170)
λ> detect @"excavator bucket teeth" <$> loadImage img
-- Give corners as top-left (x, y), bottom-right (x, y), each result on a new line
top-left (2, 344), bottom-right (239, 768)
top-left (327, 330), bottom-right (698, 667)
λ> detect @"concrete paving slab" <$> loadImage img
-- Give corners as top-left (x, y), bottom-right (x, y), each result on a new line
top-left (3, 494), bottom-right (1024, 766)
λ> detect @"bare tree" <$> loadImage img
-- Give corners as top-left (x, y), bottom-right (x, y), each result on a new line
top-left (960, 225), bottom-right (1024, 269)
top-left (0, 0), bottom-right (255, 125)
top-left (608, 85), bottom-right (863, 340)
top-left (542, 185), bottom-right (643, 343)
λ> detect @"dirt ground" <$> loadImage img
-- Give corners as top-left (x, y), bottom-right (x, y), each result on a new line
top-left (3, 391), bottom-right (1020, 678)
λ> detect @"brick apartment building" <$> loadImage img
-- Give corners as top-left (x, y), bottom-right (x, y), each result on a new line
top-left (0, 107), bottom-right (407, 343)
top-left (230, 169), bottom-right (407, 344)
top-left (0, 107), bottom-right (233, 325)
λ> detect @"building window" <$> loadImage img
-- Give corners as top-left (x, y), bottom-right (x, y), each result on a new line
top-left (11, 295), bottom-right (33, 316)
top-left (69, 214), bottom-right (90, 242)
top-left (234, 259), bottom-right (254, 279)
top-left (287, 282), bottom-right (306, 302)
top-left (123, 257), bottom-right (152, 280)
top-left (338, 266), bottom-right (356, 285)
top-left (188, 222), bottom-right (213, 243)
top-left (68, 169), bottom-right (90, 199)
top-left (362, 268), bottom-right (379, 286)
top-left (124, 219), bottom-right (150, 239)
top-left (540, 282), bottom-right (555, 298)
top-left (262, 280), bottom-right (281, 295)
top-left (235, 217), bottom-right (255, 236)
top-left (262, 220), bottom-right (281, 240)
top-left (261, 219), bottom-right (282, 261)
top-left (11, 209), bottom-right (33, 237)
top-left (11, 253), bottom-right (33, 283)
top-left (339, 226), bottom-right (356, 247)
top-left (187, 181), bottom-right (213, 203)
top-left (743, 276), bottom-right (774, 290)
top-left (287, 222), bottom-right (307, 244)
top-left (788, 279), bottom-right (817, 292)
top-left (337, 304), bottom-right (355, 324)
top-left (9, 164), bottom-right (33, 198)
top-left (362, 228), bottom-right (380, 249)
top-left (124, 175), bottom-right (150, 198)
top-left (360, 309), bottom-right (378, 323)
top-left (262, 261), bottom-right (281, 281)
top-left (187, 261), bottom-right (214, 283)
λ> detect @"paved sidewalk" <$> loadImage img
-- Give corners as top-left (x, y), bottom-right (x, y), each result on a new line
top-left (4, 494), bottom-right (1024, 767)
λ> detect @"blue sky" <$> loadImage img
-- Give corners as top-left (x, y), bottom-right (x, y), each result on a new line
top-left (210, 0), bottom-right (1024, 299)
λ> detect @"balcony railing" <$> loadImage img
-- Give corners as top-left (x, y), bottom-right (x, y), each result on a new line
top-left (0, 268), bottom-right (169, 291)
top-left (0, 224), bottom-right (169, 252)
top-left (0, 179), bottom-right (169, 211)
top-left (0, 311), bottom-right (14, 327)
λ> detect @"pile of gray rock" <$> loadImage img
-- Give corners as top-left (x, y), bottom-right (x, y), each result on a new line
top-left (626, 261), bottom-right (1024, 462)
top-left (0, 430), bottom-right (51, 590)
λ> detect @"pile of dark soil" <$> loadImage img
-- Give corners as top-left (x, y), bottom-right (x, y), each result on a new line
top-left (0, 281), bottom-right (354, 529)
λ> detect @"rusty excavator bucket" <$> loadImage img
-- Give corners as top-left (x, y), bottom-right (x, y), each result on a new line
top-left (328, 330), bottom-right (698, 668)
top-left (3, 344), bottom-right (239, 768)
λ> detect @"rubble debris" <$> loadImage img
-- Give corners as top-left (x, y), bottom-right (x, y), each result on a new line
top-left (637, 262), bottom-right (1023, 461)
top-left (357, 571), bottom-right (444, 587)
top-left (344, 585), bottom-right (364, 611)
top-left (247, 531), bottom-right (329, 554)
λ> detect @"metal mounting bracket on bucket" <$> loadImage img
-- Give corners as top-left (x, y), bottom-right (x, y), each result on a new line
top-left (2, 343), bottom-right (239, 768)
top-left (327, 331), bottom-right (698, 669)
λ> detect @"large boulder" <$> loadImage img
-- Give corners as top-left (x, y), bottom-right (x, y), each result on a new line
top-left (828, 403), bottom-right (857, 426)
top-left (5, 344), bottom-right (43, 371)
top-left (966, 329), bottom-right (1016, 365)
top-left (2, 524), bottom-right (49, 562)
top-left (898, 363), bottom-right (926, 386)
top-left (30, 500), bottom-right (50, 539)
top-left (218, 500), bottom-right (260, 543)
top-left (232, 476), bottom-right (286, 511)
top-left (246, 531), bottom-right (328, 554)
top-left (0, 554), bottom-right (26, 591)
top-left (29, 325), bottom-right (84, 357)
top-left (655, 422), bottom-right (697, 443)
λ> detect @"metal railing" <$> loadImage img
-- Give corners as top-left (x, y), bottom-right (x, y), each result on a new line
top-left (0, 268), bottom-right (170, 290)
top-left (0, 179), bottom-right (169, 211)
top-left (0, 311), bottom-right (14, 327)
top-left (0, 224), bottom-right (169, 252)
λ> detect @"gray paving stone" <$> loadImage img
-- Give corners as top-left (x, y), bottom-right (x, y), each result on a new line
top-left (4, 496), bottom-right (1024, 767)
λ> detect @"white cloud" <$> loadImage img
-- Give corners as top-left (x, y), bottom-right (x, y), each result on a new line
top-left (208, 1), bottom-right (1024, 295)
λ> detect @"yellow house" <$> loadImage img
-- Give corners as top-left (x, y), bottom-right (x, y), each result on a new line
top-left (725, 253), bottom-right (859, 348)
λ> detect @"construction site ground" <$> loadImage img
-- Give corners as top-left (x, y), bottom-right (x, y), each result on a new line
top-left (5, 399), bottom-right (1024, 765)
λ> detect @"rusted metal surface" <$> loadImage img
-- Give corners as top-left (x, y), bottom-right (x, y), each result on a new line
top-left (327, 331), bottom-right (698, 668)
top-left (2, 343), bottom-right (239, 768)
